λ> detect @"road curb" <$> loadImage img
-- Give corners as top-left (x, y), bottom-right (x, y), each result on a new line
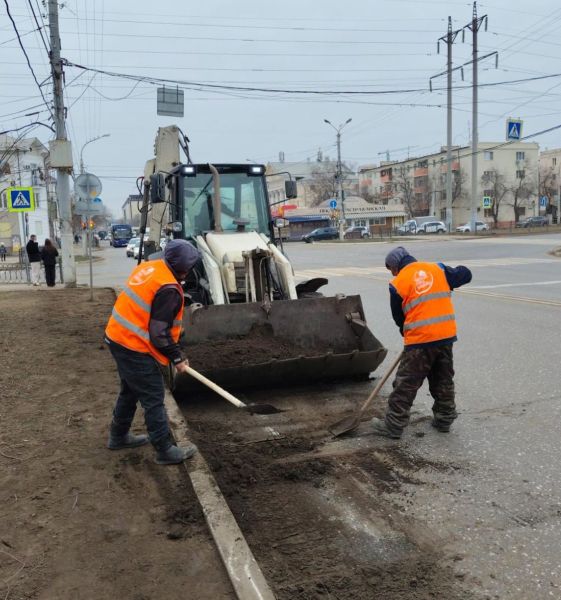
top-left (164, 391), bottom-right (276, 600)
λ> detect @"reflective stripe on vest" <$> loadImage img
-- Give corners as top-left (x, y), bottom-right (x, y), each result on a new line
top-left (391, 262), bottom-right (456, 345)
top-left (403, 313), bottom-right (456, 331)
top-left (403, 290), bottom-right (452, 314)
top-left (105, 259), bottom-right (184, 365)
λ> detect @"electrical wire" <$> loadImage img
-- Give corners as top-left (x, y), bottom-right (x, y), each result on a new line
top-left (3, 0), bottom-right (53, 119)
top-left (64, 61), bottom-right (561, 96)
top-left (26, 0), bottom-right (49, 55)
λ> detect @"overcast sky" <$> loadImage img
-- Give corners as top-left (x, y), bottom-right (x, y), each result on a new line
top-left (1, 0), bottom-right (560, 214)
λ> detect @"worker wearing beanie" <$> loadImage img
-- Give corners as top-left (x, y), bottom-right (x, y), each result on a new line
top-left (105, 239), bottom-right (201, 464)
top-left (371, 246), bottom-right (472, 439)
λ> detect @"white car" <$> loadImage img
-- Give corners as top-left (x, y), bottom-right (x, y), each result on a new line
top-left (126, 237), bottom-right (140, 257)
top-left (417, 220), bottom-right (446, 234)
top-left (456, 221), bottom-right (489, 233)
top-left (133, 240), bottom-right (143, 260)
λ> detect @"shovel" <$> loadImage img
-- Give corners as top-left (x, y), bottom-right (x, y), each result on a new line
top-left (184, 366), bottom-right (282, 415)
top-left (328, 351), bottom-right (403, 437)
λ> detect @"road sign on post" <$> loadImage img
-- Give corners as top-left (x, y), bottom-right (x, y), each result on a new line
top-left (540, 196), bottom-right (548, 208)
top-left (506, 118), bottom-right (522, 141)
top-left (482, 196), bottom-right (492, 209)
top-left (329, 199), bottom-right (338, 209)
top-left (7, 187), bottom-right (35, 212)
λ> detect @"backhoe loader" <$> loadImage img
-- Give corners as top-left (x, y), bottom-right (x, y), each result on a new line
top-left (139, 126), bottom-right (386, 393)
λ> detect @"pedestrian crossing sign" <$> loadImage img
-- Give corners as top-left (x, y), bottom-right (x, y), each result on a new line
top-left (7, 187), bottom-right (35, 212)
top-left (482, 196), bottom-right (492, 209)
top-left (506, 118), bottom-right (522, 141)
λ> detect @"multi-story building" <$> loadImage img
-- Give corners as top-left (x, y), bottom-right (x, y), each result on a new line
top-left (121, 194), bottom-right (143, 227)
top-left (0, 135), bottom-right (53, 252)
top-left (266, 159), bottom-right (358, 210)
top-left (359, 141), bottom-right (540, 228)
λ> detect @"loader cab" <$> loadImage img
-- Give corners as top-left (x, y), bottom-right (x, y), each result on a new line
top-left (169, 164), bottom-right (274, 240)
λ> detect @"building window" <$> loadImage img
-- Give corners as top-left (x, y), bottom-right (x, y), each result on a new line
top-left (355, 219), bottom-right (367, 227)
top-left (484, 151), bottom-right (494, 160)
top-left (484, 208), bottom-right (493, 218)
top-left (518, 207), bottom-right (526, 217)
top-left (484, 189), bottom-right (493, 198)
top-left (516, 170), bottom-right (525, 179)
top-left (553, 157), bottom-right (557, 166)
top-left (516, 151), bottom-right (525, 161)
top-left (369, 217), bottom-right (386, 225)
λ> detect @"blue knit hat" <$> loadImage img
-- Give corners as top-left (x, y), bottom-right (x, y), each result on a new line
top-left (164, 239), bottom-right (201, 274)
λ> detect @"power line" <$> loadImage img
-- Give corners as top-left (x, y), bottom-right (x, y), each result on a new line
top-left (26, 0), bottom-right (49, 55)
top-left (3, 0), bottom-right (53, 119)
top-left (64, 61), bottom-right (561, 97)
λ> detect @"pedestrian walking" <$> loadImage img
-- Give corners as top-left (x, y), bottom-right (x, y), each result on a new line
top-left (40, 239), bottom-right (59, 287)
top-left (26, 235), bottom-right (41, 286)
top-left (371, 246), bottom-right (472, 439)
top-left (0, 242), bottom-right (6, 262)
top-left (104, 239), bottom-right (201, 465)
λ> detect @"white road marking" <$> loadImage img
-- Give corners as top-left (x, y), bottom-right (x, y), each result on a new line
top-left (470, 280), bottom-right (561, 290)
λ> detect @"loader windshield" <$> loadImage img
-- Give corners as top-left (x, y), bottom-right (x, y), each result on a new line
top-left (183, 171), bottom-right (269, 237)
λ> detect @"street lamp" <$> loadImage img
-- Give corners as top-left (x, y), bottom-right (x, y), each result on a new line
top-left (323, 118), bottom-right (352, 239)
top-left (80, 133), bottom-right (111, 174)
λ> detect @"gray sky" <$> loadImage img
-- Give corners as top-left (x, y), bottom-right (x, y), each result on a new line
top-left (1, 0), bottom-right (560, 214)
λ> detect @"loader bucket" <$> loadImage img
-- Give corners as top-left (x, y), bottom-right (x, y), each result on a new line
top-left (173, 295), bottom-right (387, 395)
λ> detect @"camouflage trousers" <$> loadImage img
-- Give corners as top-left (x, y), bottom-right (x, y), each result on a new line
top-left (385, 343), bottom-right (457, 434)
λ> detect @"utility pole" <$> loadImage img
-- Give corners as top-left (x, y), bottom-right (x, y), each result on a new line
top-left (430, 4), bottom-right (495, 233)
top-left (469, 3), bottom-right (479, 235)
top-left (431, 19), bottom-right (460, 231)
top-left (48, 0), bottom-right (76, 285)
top-left (324, 118), bottom-right (352, 240)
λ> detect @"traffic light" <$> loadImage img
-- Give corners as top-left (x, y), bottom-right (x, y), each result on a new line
top-left (89, 220), bottom-right (94, 229)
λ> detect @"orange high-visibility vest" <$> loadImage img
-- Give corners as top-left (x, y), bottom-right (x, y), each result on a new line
top-left (391, 262), bottom-right (456, 346)
top-left (105, 259), bottom-right (184, 365)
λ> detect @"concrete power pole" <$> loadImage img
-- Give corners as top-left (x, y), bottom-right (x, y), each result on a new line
top-left (431, 18), bottom-right (460, 231)
top-left (469, 3), bottom-right (479, 236)
top-left (48, 0), bottom-right (75, 285)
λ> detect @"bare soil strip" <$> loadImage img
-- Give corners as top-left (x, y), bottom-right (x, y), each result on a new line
top-left (0, 289), bottom-right (234, 600)
top-left (180, 387), bottom-right (478, 600)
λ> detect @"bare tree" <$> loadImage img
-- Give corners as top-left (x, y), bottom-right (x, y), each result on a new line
top-left (360, 186), bottom-right (382, 204)
top-left (481, 169), bottom-right (508, 227)
top-left (394, 166), bottom-right (416, 217)
top-left (451, 168), bottom-right (467, 207)
top-left (508, 164), bottom-right (536, 223)
top-left (308, 161), bottom-right (338, 206)
top-left (539, 165), bottom-right (558, 202)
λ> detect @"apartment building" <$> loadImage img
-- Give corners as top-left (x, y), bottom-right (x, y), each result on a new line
top-left (266, 159), bottom-right (358, 209)
top-left (0, 135), bottom-right (53, 251)
top-left (359, 141), bottom-right (540, 228)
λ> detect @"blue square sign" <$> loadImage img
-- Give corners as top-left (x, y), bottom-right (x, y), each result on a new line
top-left (7, 187), bottom-right (35, 212)
top-left (506, 119), bottom-right (522, 141)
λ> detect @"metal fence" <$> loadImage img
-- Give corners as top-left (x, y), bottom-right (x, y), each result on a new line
top-left (0, 251), bottom-right (63, 285)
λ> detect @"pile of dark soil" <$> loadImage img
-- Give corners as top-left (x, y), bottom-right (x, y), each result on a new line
top-left (188, 323), bottom-right (329, 371)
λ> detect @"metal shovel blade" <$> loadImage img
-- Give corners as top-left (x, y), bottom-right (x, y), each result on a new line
top-left (244, 403), bottom-right (283, 415)
top-left (328, 352), bottom-right (404, 438)
top-left (328, 415), bottom-right (361, 437)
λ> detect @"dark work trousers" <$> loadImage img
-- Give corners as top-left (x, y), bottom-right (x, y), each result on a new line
top-left (385, 343), bottom-right (457, 434)
top-left (108, 342), bottom-right (170, 448)
top-left (44, 264), bottom-right (56, 287)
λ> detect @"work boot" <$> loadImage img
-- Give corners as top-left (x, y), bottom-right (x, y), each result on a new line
top-left (107, 431), bottom-right (150, 450)
top-left (370, 417), bottom-right (402, 439)
top-left (155, 443), bottom-right (197, 465)
top-left (431, 419), bottom-right (451, 433)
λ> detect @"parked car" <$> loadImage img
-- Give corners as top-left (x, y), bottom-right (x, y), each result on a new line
top-left (126, 237), bottom-right (140, 257)
top-left (515, 216), bottom-right (549, 228)
top-left (417, 220), bottom-right (446, 234)
top-left (344, 226), bottom-right (371, 239)
top-left (456, 221), bottom-right (490, 233)
top-left (302, 227), bottom-right (339, 243)
top-left (133, 240), bottom-right (143, 260)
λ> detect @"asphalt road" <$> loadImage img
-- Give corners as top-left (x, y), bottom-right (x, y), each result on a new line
top-left (84, 234), bottom-right (561, 598)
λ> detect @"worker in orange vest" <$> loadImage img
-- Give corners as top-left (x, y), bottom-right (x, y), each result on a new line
top-left (105, 239), bottom-right (201, 464)
top-left (371, 246), bottom-right (472, 439)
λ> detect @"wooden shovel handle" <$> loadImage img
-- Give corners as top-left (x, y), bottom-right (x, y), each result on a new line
top-left (358, 351), bottom-right (404, 417)
top-left (184, 366), bottom-right (247, 409)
